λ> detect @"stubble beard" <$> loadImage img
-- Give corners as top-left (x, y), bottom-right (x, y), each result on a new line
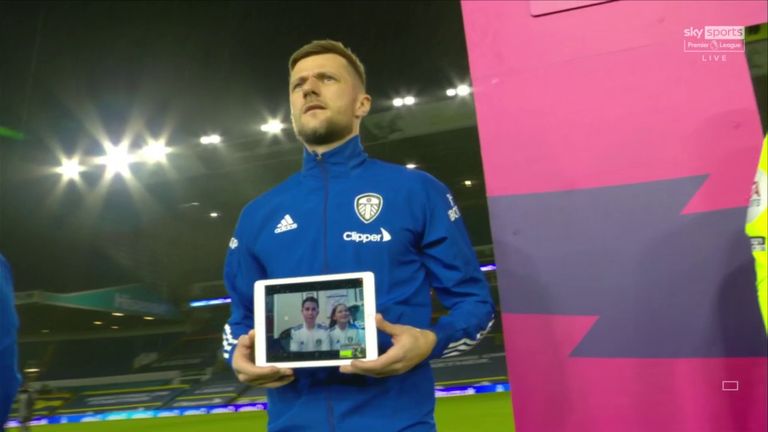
top-left (294, 114), bottom-right (354, 147)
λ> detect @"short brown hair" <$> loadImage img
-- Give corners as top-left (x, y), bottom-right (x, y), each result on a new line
top-left (289, 40), bottom-right (366, 89)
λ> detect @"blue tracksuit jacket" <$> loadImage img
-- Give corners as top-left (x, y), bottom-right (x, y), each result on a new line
top-left (0, 254), bottom-right (20, 431)
top-left (222, 135), bottom-right (494, 432)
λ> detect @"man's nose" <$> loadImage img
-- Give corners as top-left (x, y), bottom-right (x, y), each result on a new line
top-left (302, 79), bottom-right (320, 97)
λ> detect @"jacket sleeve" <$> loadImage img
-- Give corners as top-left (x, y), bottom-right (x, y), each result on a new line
top-left (418, 177), bottom-right (495, 360)
top-left (221, 212), bottom-right (267, 366)
top-left (0, 255), bottom-right (21, 426)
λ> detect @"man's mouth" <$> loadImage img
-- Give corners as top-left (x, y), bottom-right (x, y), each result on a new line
top-left (303, 104), bottom-right (325, 114)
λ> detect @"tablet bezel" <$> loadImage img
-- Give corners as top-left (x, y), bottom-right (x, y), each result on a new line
top-left (254, 271), bottom-right (378, 368)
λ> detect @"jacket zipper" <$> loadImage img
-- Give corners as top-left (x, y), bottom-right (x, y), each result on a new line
top-left (316, 152), bottom-right (335, 431)
top-left (318, 153), bottom-right (330, 273)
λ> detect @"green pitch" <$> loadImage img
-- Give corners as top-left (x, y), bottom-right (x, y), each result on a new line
top-left (8, 392), bottom-right (515, 431)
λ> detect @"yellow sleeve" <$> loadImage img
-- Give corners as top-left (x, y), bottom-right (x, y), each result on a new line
top-left (745, 135), bottom-right (767, 334)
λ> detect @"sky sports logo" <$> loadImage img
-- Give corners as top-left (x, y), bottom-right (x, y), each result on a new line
top-left (684, 26), bottom-right (744, 40)
top-left (683, 26), bottom-right (745, 53)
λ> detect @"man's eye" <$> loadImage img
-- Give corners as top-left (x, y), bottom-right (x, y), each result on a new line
top-left (323, 76), bottom-right (335, 83)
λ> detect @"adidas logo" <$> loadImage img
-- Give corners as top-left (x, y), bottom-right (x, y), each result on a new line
top-left (274, 214), bottom-right (298, 233)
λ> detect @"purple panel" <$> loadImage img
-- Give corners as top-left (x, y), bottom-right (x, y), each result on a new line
top-left (490, 176), bottom-right (767, 358)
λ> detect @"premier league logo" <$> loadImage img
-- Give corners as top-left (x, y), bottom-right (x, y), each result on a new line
top-left (347, 336), bottom-right (354, 343)
top-left (355, 193), bottom-right (383, 223)
top-left (315, 338), bottom-right (322, 347)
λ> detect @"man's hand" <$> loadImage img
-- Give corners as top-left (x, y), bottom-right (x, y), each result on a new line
top-left (339, 314), bottom-right (437, 377)
top-left (232, 330), bottom-right (294, 388)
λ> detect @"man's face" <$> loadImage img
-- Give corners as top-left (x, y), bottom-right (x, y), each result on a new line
top-left (289, 53), bottom-right (369, 146)
top-left (302, 301), bottom-right (319, 325)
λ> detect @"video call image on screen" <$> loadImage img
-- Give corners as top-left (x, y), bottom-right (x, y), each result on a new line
top-left (265, 278), bottom-right (366, 363)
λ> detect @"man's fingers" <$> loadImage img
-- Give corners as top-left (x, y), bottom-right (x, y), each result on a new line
top-left (236, 365), bottom-right (278, 380)
top-left (236, 366), bottom-right (292, 384)
top-left (339, 346), bottom-right (405, 376)
top-left (238, 331), bottom-right (255, 349)
top-left (260, 375), bottom-right (296, 388)
top-left (231, 331), bottom-right (294, 387)
top-left (375, 313), bottom-right (401, 336)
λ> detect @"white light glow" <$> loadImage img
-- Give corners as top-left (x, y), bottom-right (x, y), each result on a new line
top-left (393, 98), bottom-right (404, 107)
top-left (143, 316), bottom-right (155, 321)
top-left (403, 96), bottom-right (415, 105)
top-left (56, 158), bottom-right (86, 180)
top-left (111, 326), bottom-right (119, 329)
top-left (200, 134), bottom-right (222, 145)
top-left (24, 368), bottom-right (40, 373)
top-left (98, 144), bottom-right (134, 176)
top-left (464, 180), bottom-right (473, 187)
top-left (112, 312), bottom-right (125, 317)
top-left (456, 85), bottom-right (471, 96)
top-left (405, 163), bottom-right (417, 169)
top-left (93, 321), bottom-right (103, 325)
top-left (140, 140), bottom-right (171, 163)
top-left (260, 120), bottom-right (285, 134)
top-left (209, 211), bottom-right (220, 218)
top-left (446, 88), bottom-right (457, 97)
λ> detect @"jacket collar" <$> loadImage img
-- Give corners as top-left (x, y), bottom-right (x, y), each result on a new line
top-left (301, 135), bottom-right (368, 179)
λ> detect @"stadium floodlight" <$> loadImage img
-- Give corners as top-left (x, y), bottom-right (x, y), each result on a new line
top-left (112, 312), bottom-right (125, 317)
top-left (56, 158), bottom-right (86, 180)
top-left (41, 329), bottom-right (50, 333)
top-left (446, 88), bottom-right (457, 97)
top-left (200, 134), bottom-right (222, 145)
top-left (456, 84), bottom-right (471, 96)
top-left (393, 98), bottom-right (404, 107)
top-left (403, 96), bottom-right (416, 105)
top-left (209, 211), bottom-right (220, 218)
top-left (189, 297), bottom-right (233, 308)
top-left (463, 180), bottom-right (473, 187)
top-left (97, 144), bottom-right (134, 176)
top-left (93, 321), bottom-right (103, 325)
top-left (260, 119), bottom-right (284, 134)
top-left (405, 163), bottom-right (417, 169)
top-left (143, 316), bottom-right (155, 320)
top-left (111, 326), bottom-right (119, 329)
top-left (140, 140), bottom-right (171, 163)
top-left (23, 368), bottom-right (40, 373)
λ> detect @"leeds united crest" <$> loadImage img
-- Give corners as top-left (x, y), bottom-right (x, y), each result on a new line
top-left (355, 193), bottom-right (383, 223)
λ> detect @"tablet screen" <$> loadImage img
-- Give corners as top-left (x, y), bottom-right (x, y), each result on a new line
top-left (254, 272), bottom-right (377, 368)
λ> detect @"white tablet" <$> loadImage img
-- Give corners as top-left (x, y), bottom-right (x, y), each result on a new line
top-left (254, 271), bottom-right (378, 368)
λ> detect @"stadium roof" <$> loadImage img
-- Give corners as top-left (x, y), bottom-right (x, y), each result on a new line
top-left (0, 2), bottom-right (493, 337)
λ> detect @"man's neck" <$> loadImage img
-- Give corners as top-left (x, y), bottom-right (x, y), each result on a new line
top-left (303, 131), bottom-right (358, 156)
top-left (305, 322), bottom-right (315, 330)
top-left (337, 323), bottom-right (348, 330)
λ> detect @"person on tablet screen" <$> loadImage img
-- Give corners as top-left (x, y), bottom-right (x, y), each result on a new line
top-left (223, 40), bottom-right (495, 432)
top-left (328, 303), bottom-right (364, 350)
top-left (289, 296), bottom-right (329, 352)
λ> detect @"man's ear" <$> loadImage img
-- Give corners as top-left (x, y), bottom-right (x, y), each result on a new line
top-left (356, 94), bottom-right (372, 118)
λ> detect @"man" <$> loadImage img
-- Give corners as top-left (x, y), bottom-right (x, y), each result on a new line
top-left (0, 254), bottom-right (20, 431)
top-left (222, 40), bottom-right (494, 431)
top-left (16, 384), bottom-right (34, 432)
top-left (746, 134), bottom-right (767, 333)
top-left (289, 296), bottom-right (330, 352)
